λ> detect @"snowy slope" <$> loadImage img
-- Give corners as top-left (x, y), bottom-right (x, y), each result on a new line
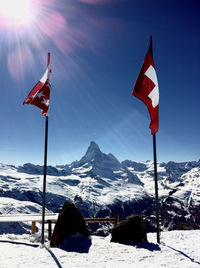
top-left (0, 141), bottom-right (200, 235)
top-left (0, 230), bottom-right (199, 267)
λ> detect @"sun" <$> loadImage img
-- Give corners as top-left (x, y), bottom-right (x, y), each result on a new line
top-left (0, 0), bottom-right (35, 29)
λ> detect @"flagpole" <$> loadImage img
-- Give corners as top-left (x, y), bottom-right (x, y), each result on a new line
top-left (150, 36), bottom-right (160, 244)
top-left (41, 52), bottom-right (50, 244)
top-left (153, 133), bottom-right (160, 243)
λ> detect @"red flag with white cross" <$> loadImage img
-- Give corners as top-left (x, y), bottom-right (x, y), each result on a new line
top-left (23, 64), bottom-right (52, 116)
top-left (132, 47), bottom-right (159, 134)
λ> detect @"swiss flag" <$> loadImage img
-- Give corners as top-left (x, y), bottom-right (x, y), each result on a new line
top-left (132, 47), bottom-right (159, 134)
top-left (23, 64), bottom-right (52, 116)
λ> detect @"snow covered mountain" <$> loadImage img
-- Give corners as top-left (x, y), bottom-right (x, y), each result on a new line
top-left (0, 141), bottom-right (200, 235)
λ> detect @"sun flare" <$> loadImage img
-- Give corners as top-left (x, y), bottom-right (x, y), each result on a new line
top-left (0, 0), bottom-right (79, 81)
top-left (0, 0), bottom-right (35, 28)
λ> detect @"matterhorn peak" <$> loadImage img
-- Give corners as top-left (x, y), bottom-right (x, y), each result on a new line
top-left (75, 141), bottom-right (120, 171)
top-left (87, 141), bottom-right (101, 152)
top-left (89, 141), bottom-right (100, 149)
top-left (81, 141), bottom-right (102, 162)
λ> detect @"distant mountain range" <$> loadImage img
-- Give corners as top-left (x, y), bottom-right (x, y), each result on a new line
top-left (0, 141), bottom-right (200, 235)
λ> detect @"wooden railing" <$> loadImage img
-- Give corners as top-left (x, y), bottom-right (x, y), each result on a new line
top-left (0, 214), bottom-right (119, 240)
top-left (32, 215), bottom-right (119, 240)
top-left (85, 215), bottom-right (119, 226)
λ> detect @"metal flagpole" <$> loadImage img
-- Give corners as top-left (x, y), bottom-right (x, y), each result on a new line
top-left (153, 133), bottom-right (160, 243)
top-left (150, 36), bottom-right (160, 244)
top-left (41, 52), bottom-right (50, 244)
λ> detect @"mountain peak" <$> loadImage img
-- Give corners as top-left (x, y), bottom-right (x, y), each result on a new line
top-left (83, 141), bottom-right (102, 161)
top-left (76, 141), bottom-right (121, 172)
top-left (89, 141), bottom-right (100, 150)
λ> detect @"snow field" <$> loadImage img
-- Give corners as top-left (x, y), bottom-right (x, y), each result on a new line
top-left (0, 230), bottom-right (199, 268)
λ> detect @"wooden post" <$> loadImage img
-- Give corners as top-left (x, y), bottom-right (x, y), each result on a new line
top-left (32, 221), bottom-right (36, 234)
top-left (115, 215), bottom-right (119, 226)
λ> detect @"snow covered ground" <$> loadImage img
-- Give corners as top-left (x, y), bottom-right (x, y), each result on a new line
top-left (0, 230), bottom-right (199, 268)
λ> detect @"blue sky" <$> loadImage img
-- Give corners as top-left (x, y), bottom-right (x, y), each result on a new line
top-left (0, 0), bottom-right (199, 165)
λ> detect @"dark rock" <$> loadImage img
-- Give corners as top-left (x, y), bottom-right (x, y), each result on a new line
top-left (59, 233), bottom-right (92, 253)
top-left (111, 214), bottom-right (147, 244)
top-left (50, 202), bottom-right (90, 249)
